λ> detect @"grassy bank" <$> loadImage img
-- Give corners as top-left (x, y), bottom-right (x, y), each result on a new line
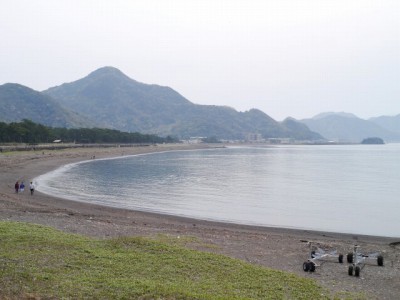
top-left (0, 221), bottom-right (336, 299)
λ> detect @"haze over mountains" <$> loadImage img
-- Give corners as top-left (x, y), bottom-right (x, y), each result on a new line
top-left (0, 66), bottom-right (398, 142)
top-left (0, 83), bottom-right (94, 128)
top-left (0, 67), bottom-right (322, 141)
top-left (300, 112), bottom-right (400, 142)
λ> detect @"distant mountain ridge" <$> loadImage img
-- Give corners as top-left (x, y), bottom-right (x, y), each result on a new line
top-left (42, 66), bottom-right (322, 140)
top-left (300, 113), bottom-right (400, 142)
top-left (311, 112), bottom-right (359, 120)
top-left (369, 114), bottom-right (400, 135)
top-left (3, 66), bottom-right (397, 142)
top-left (44, 67), bottom-right (193, 132)
top-left (0, 83), bottom-right (94, 128)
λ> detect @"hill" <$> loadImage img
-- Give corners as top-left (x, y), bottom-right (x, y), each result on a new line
top-left (300, 113), bottom-right (400, 143)
top-left (369, 114), bottom-right (400, 135)
top-left (311, 112), bottom-right (359, 120)
top-left (361, 137), bottom-right (385, 144)
top-left (43, 67), bottom-right (322, 140)
top-left (0, 83), bottom-right (95, 128)
top-left (44, 67), bottom-right (192, 133)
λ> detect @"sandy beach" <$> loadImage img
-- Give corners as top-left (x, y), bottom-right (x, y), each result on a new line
top-left (1, 144), bottom-right (399, 299)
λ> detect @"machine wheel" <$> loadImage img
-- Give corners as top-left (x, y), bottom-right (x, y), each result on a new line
top-left (309, 262), bottom-right (316, 272)
top-left (347, 253), bottom-right (353, 263)
top-left (338, 254), bottom-right (343, 263)
top-left (303, 262), bottom-right (310, 272)
top-left (377, 255), bottom-right (384, 266)
top-left (355, 266), bottom-right (360, 277)
top-left (348, 265), bottom-right (353, 276)
top-left (311, 250), bottom-right (316, 258)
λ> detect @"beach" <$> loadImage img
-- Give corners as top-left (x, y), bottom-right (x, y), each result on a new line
top-left (1, 144), bottom-right (399, 299)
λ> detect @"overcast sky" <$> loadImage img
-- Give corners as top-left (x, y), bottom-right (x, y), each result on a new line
top-left (1, 0), bottom-right (399, 121)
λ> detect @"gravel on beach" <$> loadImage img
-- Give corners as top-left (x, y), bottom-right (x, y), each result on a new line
top-left (1, 144), bottom-right (399, 299)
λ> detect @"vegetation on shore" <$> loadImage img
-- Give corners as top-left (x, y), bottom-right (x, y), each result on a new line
top-left (361, 137), bottom-right (384, 144)
top-left (0, 221), bottom-right (334, 299)
top-left (0, 119), bottom-right (177, 144)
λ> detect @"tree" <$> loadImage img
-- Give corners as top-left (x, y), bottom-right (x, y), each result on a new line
top-left (0, 120), bottom-right (179, 144)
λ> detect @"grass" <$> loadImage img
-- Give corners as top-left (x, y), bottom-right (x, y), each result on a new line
top-left (0, 221), bottom-right (335, 299)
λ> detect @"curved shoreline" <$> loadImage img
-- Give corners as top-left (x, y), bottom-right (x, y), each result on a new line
top-left (34, 144), bottom-right (399, 240)
top-left (1, 144), bottom-right (399, 298)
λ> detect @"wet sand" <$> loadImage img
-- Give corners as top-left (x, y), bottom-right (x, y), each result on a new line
top-left (1, 144), bottom-right (399, 299)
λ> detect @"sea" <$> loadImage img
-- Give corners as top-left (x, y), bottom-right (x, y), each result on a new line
top-left (35, 144), bottom-right (400, 238)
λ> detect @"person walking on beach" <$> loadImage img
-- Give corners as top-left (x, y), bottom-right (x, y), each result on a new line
top-left (29, 182), bottom-right (35, 195)
top-left (19, 181), bottom-right (25, 193)
top-left (15, 181), bottom-right (19, 193)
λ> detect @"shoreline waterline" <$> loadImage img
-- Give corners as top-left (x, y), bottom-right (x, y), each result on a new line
top-left (34, 144), bottom-right (400, 239)
top-left (2, 144), bottom-right (400, 298)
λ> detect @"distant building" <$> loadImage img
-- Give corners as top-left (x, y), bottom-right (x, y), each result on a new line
top-left (268, 138), bottom-right (281, 144)
top-left (246, 133), bottom-right (263, 142)
top-left (183, 137), bottom-right (206, 144)
top-left (267, 138), bottom-right (295, 144)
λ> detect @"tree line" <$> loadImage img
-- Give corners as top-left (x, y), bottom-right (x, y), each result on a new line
top-left (0, 120), bottom-right (178, 144)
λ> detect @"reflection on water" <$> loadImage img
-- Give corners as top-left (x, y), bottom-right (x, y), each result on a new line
top-left (36, 145), bottom-right (400, 237)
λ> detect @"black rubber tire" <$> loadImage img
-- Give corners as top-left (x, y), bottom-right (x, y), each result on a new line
top-left (303, 262), bottom-right (310, 272)
top-left (355, 266), bottom-right (360, 277)
top-left (348, 265), bottom-right (353, 276)
top-left (309, 262), bottom-right (316, 272)
top-left (377, 255), bottom-right (384, 266)
top-left (347, 253), bottom-right (353, 263)
top-left (338, 254), bottom-right (343, 263)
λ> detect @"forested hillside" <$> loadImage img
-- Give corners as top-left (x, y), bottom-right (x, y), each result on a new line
top-left (44, 67), bottom-right (323, 140)
top-left (0, 120), bottom-right (176, 144)
top-left (0, 83), bottom-right (96, 128)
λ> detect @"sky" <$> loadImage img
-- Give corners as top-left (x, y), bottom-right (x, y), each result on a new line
top-left (1, 0), bottom-right (399, 121)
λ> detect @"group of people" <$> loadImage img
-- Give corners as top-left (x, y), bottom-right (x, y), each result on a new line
top-left (14, 181), bottom-right (35, 195)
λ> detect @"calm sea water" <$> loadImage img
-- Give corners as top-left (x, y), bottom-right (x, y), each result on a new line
top-left (36, 144), bottom-right (400, 237)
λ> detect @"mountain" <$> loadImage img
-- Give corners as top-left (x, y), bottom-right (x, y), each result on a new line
top-left (0, 83), bottom-right (95, 128)
top-left (44, 67), bottom-right (193, 132)
top-left (43, 66), bottom-right (322, 140)
top-left (369, 115), bottom-right (400, 135)
top-left (311, 112), bottom-right (359, 120)
top-left (281, 117), bottom-right (323, 140)
top-left (300, 113), bottom-right (400, 142)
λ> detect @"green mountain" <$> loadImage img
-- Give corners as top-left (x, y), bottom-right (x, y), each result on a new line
top-left (0, 83), bottom-right (95, 128)
top-left (44, 67), bottom-right (322, 140)
top-left (281, 117), bottom-right (324, 140)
